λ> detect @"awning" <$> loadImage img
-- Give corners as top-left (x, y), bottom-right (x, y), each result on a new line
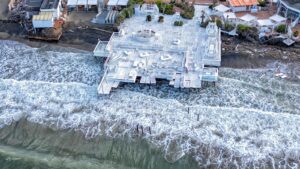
top-left (214, 4), bottom-right (230, 13)
top-left (257, 19), bottom-right (274, 26)
top-left (239, 14), bottom-right (257, 22)
top-left (270, 14), bottom-right (287, 23)
top-left (223, 12), bottom-right (236, 19)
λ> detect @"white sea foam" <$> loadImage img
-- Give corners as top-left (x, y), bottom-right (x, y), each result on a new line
top-left (0, 40), bottom-right (299, 168)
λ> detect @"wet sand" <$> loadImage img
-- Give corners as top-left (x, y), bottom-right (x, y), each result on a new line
top-left (0, 20), bottom-right (114, 51)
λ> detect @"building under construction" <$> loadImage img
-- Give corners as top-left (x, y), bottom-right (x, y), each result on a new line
top-left (93, 5), bottom-right (221, 94)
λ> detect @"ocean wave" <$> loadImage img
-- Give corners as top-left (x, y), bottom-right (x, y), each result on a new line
top-left (0, 40), bottom-right (299, 168)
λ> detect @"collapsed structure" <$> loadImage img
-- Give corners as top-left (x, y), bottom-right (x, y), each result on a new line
top-left (94, 5), bottom-right (221, 94)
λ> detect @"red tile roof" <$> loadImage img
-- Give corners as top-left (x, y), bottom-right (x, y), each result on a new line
top-left (229, 0), bottom-right (258, 7)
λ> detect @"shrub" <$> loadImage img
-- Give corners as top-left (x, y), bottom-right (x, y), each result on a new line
top-left (258, 0), bottom-right (266, 7)
top-left (276, 24), bottom-right (287, 33)
top-left (215, 19), bottom-right (222, 28)
top-left (127, 6), bottom-right (134, 17)
top-left (164, 4), bottom-right (175, 15)
top-left (224, 23), bottom-right (235, 31)
top-left (180, 11), bottom-right (194, 19)
top-left (237, 24), bottom-right (251, 32)
top-left (123, 8), bottom-right (130, 18)
top-left (158, 16), bottom-right (164, 23)
top-left (128, 0), bottom-right (143, 6)
top-left (174, 20), bottom-right (183, 26)
top-left (146, 15), bottom-right (152, 22)
top-left (176, 3), bottom-right (195, 19)
top-left (115, 11), bottom-right (127, 26)
top-left (293, 30), bottom-right (299, 37)
top-left (114, 4), bottom-right (134, 26)
top-left (157, 1), bottom-right (175, 15)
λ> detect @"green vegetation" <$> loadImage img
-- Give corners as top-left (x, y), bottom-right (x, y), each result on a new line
top-left (116, 0), bottom-right (195, 26)
top-left (276, 24), bottom-right (287, 33)
top-left (258, 0), bottom-right (266, 7)
top-left (236, 24), bottom-right (258, 41)
top-left (215, 19), bottom-right (222, 28)
top-left (156, 1), bottom-right (195, 18)
top-left (174, 20), bottom-right (183, 26)
top-left (158, 16), bottom-right (164, 23)
top-left (146, 15), bottom-right (152, 22)
top-left (237, 24), bottom-right (251, 32)
top-left (157, 0), bottom-right (175, 15)
top-left (224, 23), bottom-right (235, 31)
top-left (200, 19), bottom-right (224, 29)
top-left (115, 11), bottom-right (127, 26)
top-left (293, 30), bottom-right (299, 37)
top-left (128, 0), bottom-right (143, 6)
top-left (115, 0), bottom-right (143, 26)
top-left (175, 3), bottom-right (195, 19)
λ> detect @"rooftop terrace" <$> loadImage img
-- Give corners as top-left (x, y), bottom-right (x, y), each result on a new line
top-left (94, 5), bottom-right (221, 94)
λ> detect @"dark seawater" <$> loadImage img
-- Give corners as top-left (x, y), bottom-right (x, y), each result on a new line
top-left (0, 119), bottom-right (199, 169)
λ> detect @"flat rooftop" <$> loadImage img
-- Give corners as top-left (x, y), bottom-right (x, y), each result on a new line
top-left (94, 5), bottom-right (221, 94)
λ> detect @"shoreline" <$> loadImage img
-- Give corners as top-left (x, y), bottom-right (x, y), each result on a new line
top-left (1, 31), bottom-right (299, 67)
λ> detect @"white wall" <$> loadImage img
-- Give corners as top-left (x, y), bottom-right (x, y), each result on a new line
top-left (231, 6), bottom-right (247, 12)
top-left (33, 19), bottom-right (54, 28)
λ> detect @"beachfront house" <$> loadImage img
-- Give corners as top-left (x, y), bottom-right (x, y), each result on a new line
top-left (32, 0), bottom-right (62, 28)
top-left (228, 0), bottom-right (259, 12)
